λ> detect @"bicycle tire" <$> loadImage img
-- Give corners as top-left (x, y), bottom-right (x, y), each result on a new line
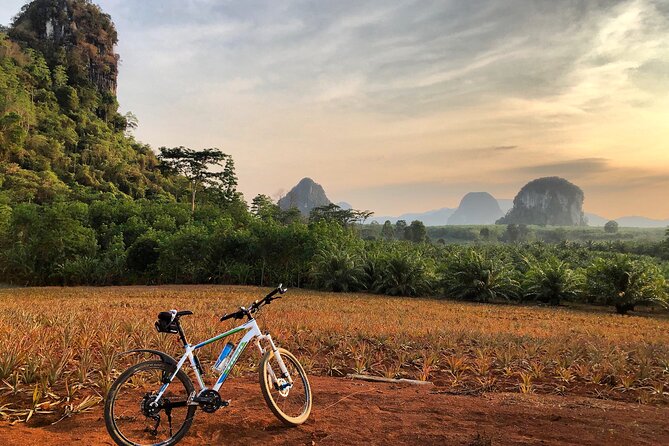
top-left (104, 360), bottom-right (196, 446)
top-left (259, 348), bottom-right (312, 426)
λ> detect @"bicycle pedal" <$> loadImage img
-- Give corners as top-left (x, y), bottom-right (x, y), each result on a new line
top-left (221, 400), bottom-right (230, 407)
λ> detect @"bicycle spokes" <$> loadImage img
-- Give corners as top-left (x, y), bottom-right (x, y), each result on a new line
top-left (110, 364), bottom-right (192, 445)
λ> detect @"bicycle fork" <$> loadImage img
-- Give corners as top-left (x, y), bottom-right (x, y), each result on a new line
top-left (256, 334), bottom-right (293, 389)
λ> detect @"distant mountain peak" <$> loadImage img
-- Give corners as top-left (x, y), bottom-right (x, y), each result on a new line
top-left (447, 192), bottom-right (503, 225)
top-left (297, 177), bottom-right (315, 186)
top-left (278, 178), bottom-right (331, 216)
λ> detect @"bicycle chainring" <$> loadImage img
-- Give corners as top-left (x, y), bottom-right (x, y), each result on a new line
top-left (196, 389), bottom-right (223, 413)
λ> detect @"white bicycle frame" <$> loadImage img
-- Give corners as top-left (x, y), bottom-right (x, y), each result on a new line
top-left (153, 318), bottom-right (292, 403)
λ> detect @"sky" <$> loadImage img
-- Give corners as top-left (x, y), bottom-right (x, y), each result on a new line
top-left (2, 0), bottom-right (669, 218)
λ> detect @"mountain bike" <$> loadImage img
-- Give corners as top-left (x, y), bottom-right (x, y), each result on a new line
top-left (104, 285), bottom-right (312, 446)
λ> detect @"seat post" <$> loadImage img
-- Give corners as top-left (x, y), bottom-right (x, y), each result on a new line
top-left (176, 320), bottom-right (189, 347)
top-left (177, 320), bottom-right (204, 375)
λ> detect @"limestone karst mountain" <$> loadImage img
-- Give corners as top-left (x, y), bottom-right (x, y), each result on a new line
top-left (447, 192), bottom-right (503, 225)
top-left (10, 0), bottom-right (119, 93)
top-left (0, 0), bottom-right (167, 201)
top-left (497, 177), bottom-right (586, 226)
top-left (278, 178), bottom-right (332, 216)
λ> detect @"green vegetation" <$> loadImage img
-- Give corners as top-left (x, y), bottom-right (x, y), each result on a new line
top-left (310, 243), bottom-right (364, 292)
top-left (522, 257), bottom-right (582, 306)
top-left (605, 220), bottom-right (619, 234)
top-left (374, 245), bottom-right (433, 296)
top-left (361, 223), bottom-right (667, 261)
top-left (158, 146), bottom-right (238, 212)
top-left (441, 249), bottom-right (518, 302)
top-left (585, 255), bottom-right (667, 314)
top-left (309, 203), bottom-right (373, 227)
top-left (1, 7), bottom-right (169, 202)
top-left (0, 1), bottom-right (667, 318)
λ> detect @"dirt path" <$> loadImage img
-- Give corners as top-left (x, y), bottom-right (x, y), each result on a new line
top-left (1, 376), bottom-right (668, 445)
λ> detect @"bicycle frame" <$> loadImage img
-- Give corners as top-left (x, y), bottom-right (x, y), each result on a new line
top-left (153, 318), bottom-right (291, 403)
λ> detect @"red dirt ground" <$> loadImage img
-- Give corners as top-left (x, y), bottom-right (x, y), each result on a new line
top-left (1, 375), bottom-right (668, 445)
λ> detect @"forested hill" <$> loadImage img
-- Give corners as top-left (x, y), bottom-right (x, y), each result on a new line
top-left (0, 0), bottom-right (172, 205)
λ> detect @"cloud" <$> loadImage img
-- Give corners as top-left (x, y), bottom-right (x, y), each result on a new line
top-left (509, 158), bottom-right (611, 177)
top-left (4, 0), bottom-right (666, 217)
top-left (500, 0), bottom-right (669, 120)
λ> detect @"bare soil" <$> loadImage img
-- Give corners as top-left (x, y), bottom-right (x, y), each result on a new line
top-left (1, 375), bottom-right (668, 445)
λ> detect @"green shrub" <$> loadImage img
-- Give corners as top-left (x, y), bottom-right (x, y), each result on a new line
top-left (126, 234), bottom-right (160, 273)
top-left (604, 220), bottom-right (619, 234)
top-left (157, 224), bottom-right (211, 283)
top-left (214, 260), bottom-right (256, 285)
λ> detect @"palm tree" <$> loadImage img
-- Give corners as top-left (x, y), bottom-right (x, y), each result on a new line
top-left (442, 249), bottom-right (519, 302)
top-left (377, 250), bottom-right (432, 297)
top-left (585, 255), bottom-right (668, 314)
top-left (361, 249), bottom-right (385, 293)
top-left (310, 246), bottom-right (363, 292)
top-left (522, 257), bottom-right (583, 305)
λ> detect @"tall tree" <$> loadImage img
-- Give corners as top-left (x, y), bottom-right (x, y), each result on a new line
top-left (395, 220), bottom-right (407, 239)
top-left (604, 220), bottom-right (619, 234)
top-left (381, 220), bottom-right (395, 240)
top-left (158, 146), bottom-right (236, 212)
top-left (251, 194), bottom-right (278, 220)
top-left (309, 204), bottom-right (373, 227)
top-left (404, 220), bottom-right (427, 243)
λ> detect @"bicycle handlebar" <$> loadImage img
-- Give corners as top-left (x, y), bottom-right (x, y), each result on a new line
top-left (220, 310), bottom-right (244, 321)
top-left (220, 284), bottom-right (288, 322)
top-left (264, 284), bottom-right (288, 301)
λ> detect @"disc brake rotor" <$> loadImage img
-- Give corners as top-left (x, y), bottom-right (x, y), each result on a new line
top-left (276, 378), bottom-right (290, 397)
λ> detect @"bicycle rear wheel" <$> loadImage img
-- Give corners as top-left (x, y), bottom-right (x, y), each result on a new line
top-left (104, 360), bottom-right (196, 446)
top-left (259, 348), bottom-right (312, 426)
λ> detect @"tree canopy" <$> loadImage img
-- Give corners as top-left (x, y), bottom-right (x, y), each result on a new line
top-left (309, 203), bottom-right (373, 227)
top-left (158, 146), bottom-right (238, 212)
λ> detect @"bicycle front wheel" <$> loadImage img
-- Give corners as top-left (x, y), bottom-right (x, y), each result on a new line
top-left (104, 360), bottom-right (196, 446)
top-left (259, 348), bottom-right (312, 426)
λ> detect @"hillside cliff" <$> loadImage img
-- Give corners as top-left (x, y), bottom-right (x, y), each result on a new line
top-left (0, 0), bottom-right (169, 203)
top-left (497, 177), bottom-right (586, 226)
top-left (10, 0), bottom-right (119, 93)
top-left (278, 178), bottom-right (331, 216)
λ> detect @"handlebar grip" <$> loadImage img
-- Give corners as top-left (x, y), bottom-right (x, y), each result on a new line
top-left (265, 284), bottom-right (288, 301)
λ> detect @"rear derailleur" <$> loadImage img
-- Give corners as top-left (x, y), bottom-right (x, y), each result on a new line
top-left (141, 393), bottom-right (174, 437)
